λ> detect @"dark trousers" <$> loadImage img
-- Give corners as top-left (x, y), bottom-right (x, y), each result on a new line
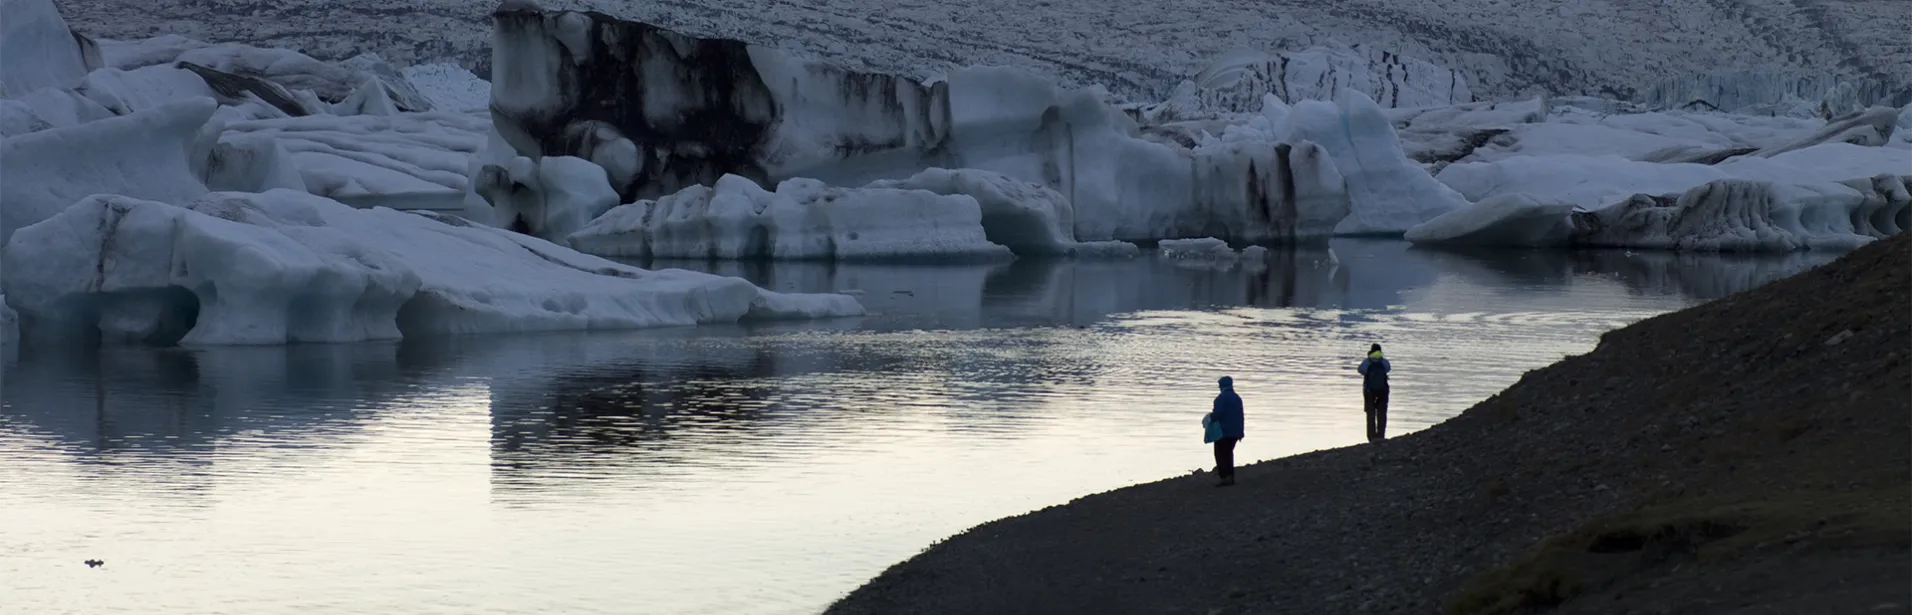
top-left (1213, 437), bottom-right (1240, 479)
top-left (1364, 387), bottom-right (1390, 442)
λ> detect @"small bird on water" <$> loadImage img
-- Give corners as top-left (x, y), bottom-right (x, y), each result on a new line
top-left (84, 559), bottom-right (104, 568)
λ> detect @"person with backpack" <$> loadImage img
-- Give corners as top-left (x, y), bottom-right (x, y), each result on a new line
top-left (1204, 376), bottom-right (1245, 486)
top-left (1357, 343), bottom-right (1391, 443)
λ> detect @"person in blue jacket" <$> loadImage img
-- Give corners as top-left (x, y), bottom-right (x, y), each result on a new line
top-left (1357, 343), bottom-right (1391, 443)
top-left (1210, 376), bottom-right (1245, 486)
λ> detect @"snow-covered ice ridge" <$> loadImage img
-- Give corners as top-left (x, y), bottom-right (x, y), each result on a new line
top-left (56, 0), bottom-right (1912, 108)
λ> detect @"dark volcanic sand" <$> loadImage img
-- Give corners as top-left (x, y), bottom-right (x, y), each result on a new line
top-left (829, 234), bottom-right (1912, 615)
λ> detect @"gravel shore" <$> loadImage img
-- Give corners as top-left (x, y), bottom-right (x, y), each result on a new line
top-left (829, 234), bottom-right (1911, 615)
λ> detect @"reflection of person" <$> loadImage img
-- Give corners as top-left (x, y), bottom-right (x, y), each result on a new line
top-left (1210, 376), bottom-right (1245, 487)
top-left (1357, 343), bottom-right (1391, 443)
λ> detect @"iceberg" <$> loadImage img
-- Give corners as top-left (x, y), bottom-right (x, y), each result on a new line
top-left (1570, 176), bottom-right (1909, 252)
top-left (1403, 194), bottom-right (1576, 247)
top-left (1288, 91), bottom-right (1469, 234)
top-left (479, 154), bottom-right (622, 241)
top-left (0, 97), bottom-right (215, 243)
top-left (566, 174), bottom-right (1013, 261)
top-left (0, 0), bottom-right (98, 96)
top-left (864, 168), bottom-right (1075, 256)
top-left (483, 5), bottom-right (1357, 245)
top-left (2, 190), bottom-right (864, 346)
top-left (218, 111), bottom-right (490, 211)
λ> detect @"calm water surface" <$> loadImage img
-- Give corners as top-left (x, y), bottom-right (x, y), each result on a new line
top-left (0, 241), bottom-right (1837, 614)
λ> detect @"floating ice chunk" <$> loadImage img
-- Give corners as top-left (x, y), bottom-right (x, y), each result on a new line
top-left (479, 155), bottom-right (620, 241)
top-left (1288, 90), bottom-right (1469, 234)
top-left (2, 190), bottom-right (863, 346)
top-left (1716, 143), bottom-right (1912, 185)
top-left (865, 168), bottom-right (1075, 255)
top-left (1067, 240), bottom-right (1142, 258)
top-left (567, 174), bottom-right (1012, 261)
top-left (0, 97), bottom-right (215, 243)
top-left (1571, 177), bottom-right (1909, 252)
top-left (4, 193), bottom-right (418, 345)
top-left (1158, 237), bottom-right (1237, 259)
top-left (1404, 194), bottom-right (1576, 247)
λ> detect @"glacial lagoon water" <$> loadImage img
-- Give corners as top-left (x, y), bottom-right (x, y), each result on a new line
top-left (0, 240), bottom-right (1839, 614)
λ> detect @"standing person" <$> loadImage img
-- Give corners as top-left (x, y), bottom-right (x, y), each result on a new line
top-left (1210, 376), bottom-right (1245, 486)
top-left (1357, 343), bottom-right (1391, 443)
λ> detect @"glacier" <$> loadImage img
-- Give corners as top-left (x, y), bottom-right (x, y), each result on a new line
top-left (58, 0), bottom-right (1912, 114)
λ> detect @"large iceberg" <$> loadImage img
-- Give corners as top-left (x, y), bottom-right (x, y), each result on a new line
top-left (483, 5), bottom-right (1358, 246)
top-left (1569, 176), bottom-right (1909, 252)
top-left (1435, 142), bottom-right (1912, 212)
top-left (2, 190), bottom-right (863, 346)
top-left (1288, 91), bottom-right (1469, 234)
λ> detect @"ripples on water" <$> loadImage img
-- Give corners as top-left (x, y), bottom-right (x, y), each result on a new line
top-left (0, 241), bottom-right (1837, 614)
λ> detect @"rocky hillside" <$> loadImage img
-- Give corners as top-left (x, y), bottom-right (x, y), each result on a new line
top-left (827, 233), bottom-right (1911, 614)
top-left (55, 0), bottom-right (1912, 105)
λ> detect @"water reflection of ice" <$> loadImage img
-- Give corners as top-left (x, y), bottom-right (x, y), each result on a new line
top-left (0, 242), bottom-right (1838, 488)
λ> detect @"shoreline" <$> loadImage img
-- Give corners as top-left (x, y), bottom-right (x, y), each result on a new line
top-left (827, 235), bottom-right (1911, 614)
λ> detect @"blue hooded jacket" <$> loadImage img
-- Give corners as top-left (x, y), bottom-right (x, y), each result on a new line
top-left (1358, 351), bottom-right (1391, 392)
top-left (1212, 377), bottom-right (1245, 439)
